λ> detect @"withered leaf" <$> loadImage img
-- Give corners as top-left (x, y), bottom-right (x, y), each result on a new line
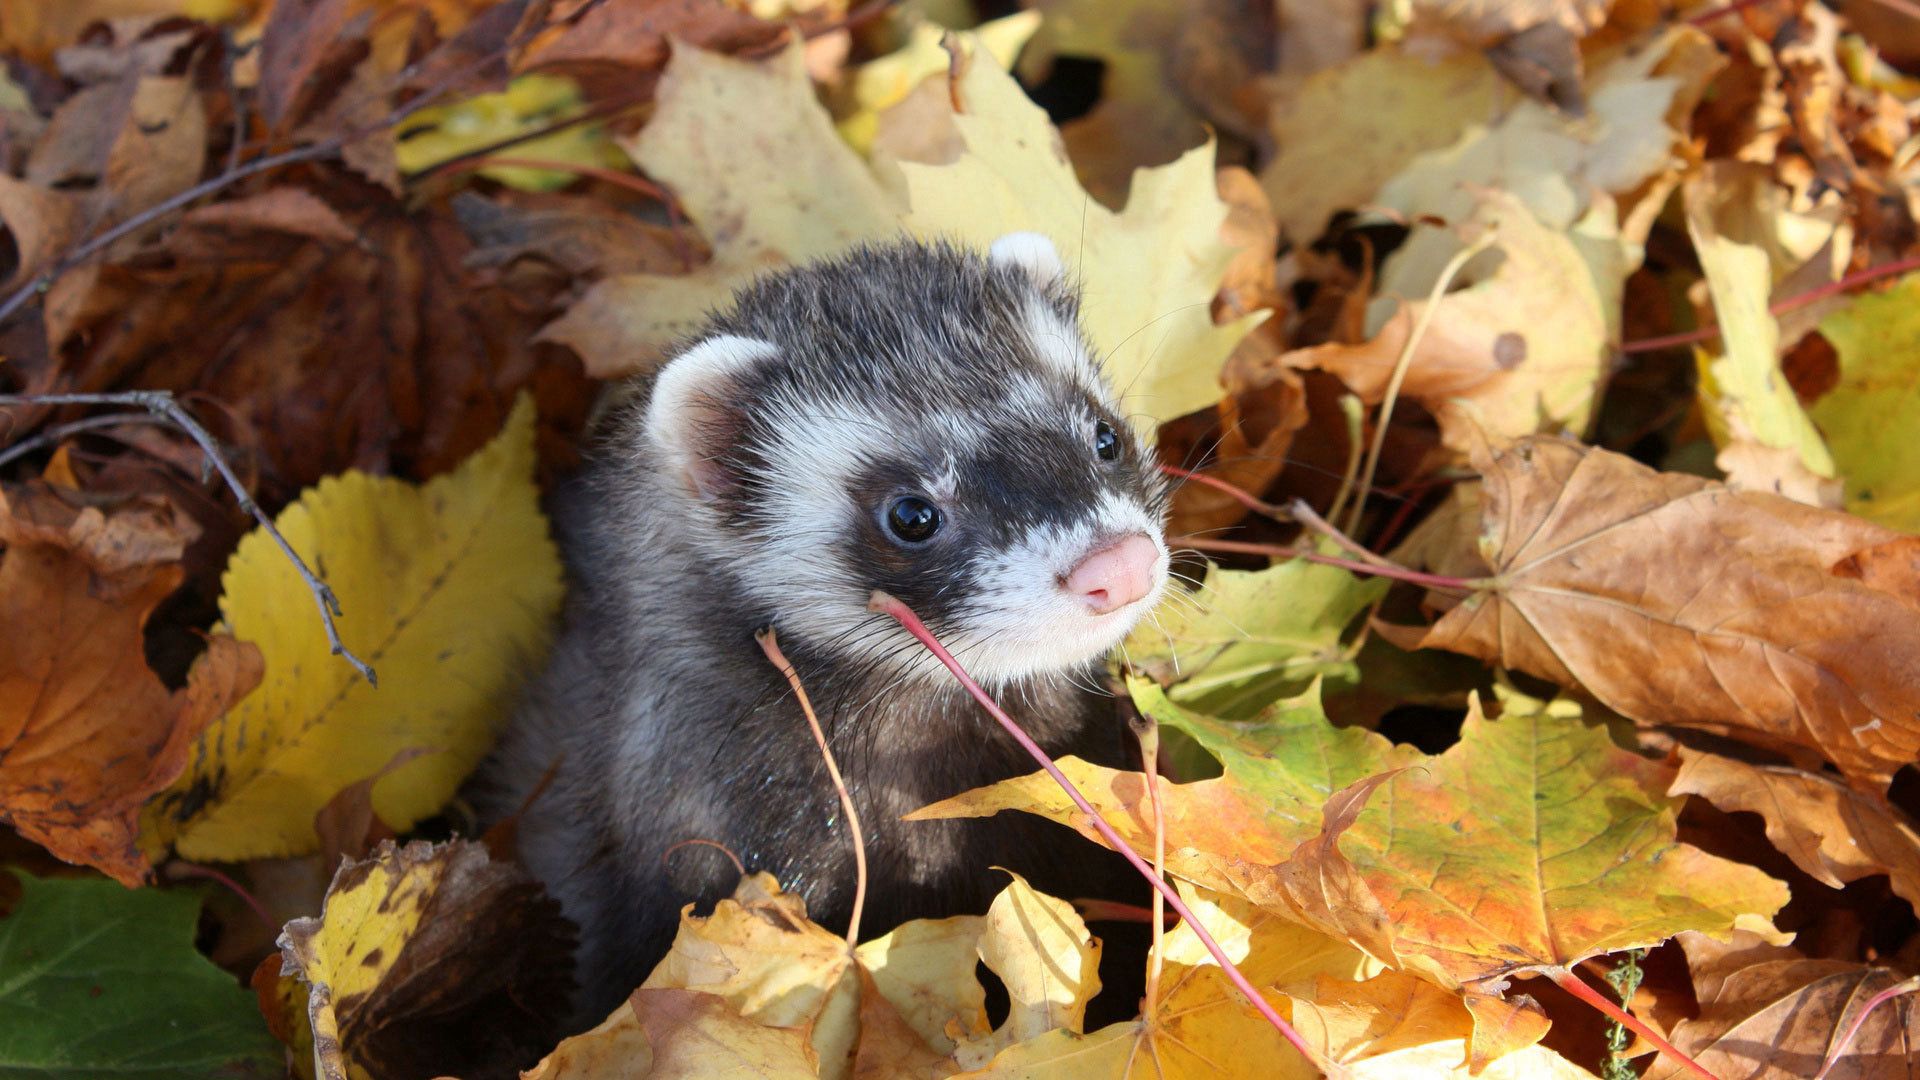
top-left (40, 182), bottom-right (594, 500)
top-left (0, 481), bottom-right (259, 884)
top-left (1384, 436), bottom-right (1920, 789)
top-left (273, 838), bottom-right (577, 1080)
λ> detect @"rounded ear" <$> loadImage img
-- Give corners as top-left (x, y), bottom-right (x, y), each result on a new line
top-left (645, 335), bottom-right (780, 501)
top-left (989, 231), bottom-right (1065, 290)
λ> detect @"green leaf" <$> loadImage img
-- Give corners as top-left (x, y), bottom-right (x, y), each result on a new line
top-left (1126, 558), bottom-right (1387, 719)
top-left (0, 873), bottom-right (280, 1079)
top-left (1810, 272), bottom-right (1920, 531)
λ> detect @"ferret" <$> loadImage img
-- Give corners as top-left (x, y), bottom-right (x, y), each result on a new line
top-left (474, 233), bottom-right (1173, 1025)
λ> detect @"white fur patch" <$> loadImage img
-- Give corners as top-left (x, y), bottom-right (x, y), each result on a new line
top-left (1021, 301), bottom-right (1100, 390)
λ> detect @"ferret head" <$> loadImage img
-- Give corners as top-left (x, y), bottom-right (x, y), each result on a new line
top-left (637, 235), bottom-right (1171, 686)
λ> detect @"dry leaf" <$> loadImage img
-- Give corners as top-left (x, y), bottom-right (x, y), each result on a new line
top-left (1384, 436), bottom-right (1920, 788)
top-left (0, 482), bottom-right (259, 885)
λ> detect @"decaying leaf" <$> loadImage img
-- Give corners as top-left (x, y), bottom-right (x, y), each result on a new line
top-left (142, 397), bottom-right (563, 861)
top-left (525, 988), bottom-right (820, 1080)
top-left (0, 871), bottom-right (283, 1079)
top-left (1385, 436), bottom-right (1920, 788)
top-left (0, 481), bottom-right (260, 884)
top-left (272, 838), bottom-right (576, 1080)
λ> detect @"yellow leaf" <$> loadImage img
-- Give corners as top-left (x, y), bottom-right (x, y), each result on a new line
top-left (273, 838), bottom-right (574, 1080)
top-left (1685, 163), bottom-right (1838, 489)
top-left (1809, 273), bottom-right (1920, 530)
top-left (835, 11), bottom-right (1039, 154)
top-left (394, 73), bottom-right (622, 191)
top-left (540, 43), bottom-right (904, 375)
top-left (887, 45), bottom-right (1262, 427)
top-left (641, 873), bottom-right (861, 1075)
top-left (526, 989), bottom-right (819, 1080)
top-left (544, 36), bottom-right (1260, 427)
top-left (142, 397), bottom-right (562, 860)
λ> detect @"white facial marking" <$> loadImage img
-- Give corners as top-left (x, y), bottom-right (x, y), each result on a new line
top-left (1021, 300), bottom-right (1100, 389)
top-left (950, 490), bottom-right (1170, 686)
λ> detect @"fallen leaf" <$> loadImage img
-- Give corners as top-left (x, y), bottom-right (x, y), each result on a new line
top-left (0, 482), bottom-right (260, 884)
top-left (1016, 0), bottom-right (1268, 205)
top-left (1686, 162), bottom-right (1839, 492)
top-left (1809, 272), bottom-right (1920, 531)
top-left (1259, 46), bottom-right (1499, 241)
top-left (1383, 436), bottom-right (1920, 788)
top-left (918, 682), bottom-right (1789, 1000)
top-left (832, 11), bottom-right (1038, 155)
top-left (394, 72), bottom-right (623, 190)
top-left (273, 838), bottom-right (576, 1080)
top-left (539, 41), bottom-right (901, 375)
top-left (141, 396), bottom-right (564, 861)
top-left (1125, 558), bottom-right (1387, 719)
top-left (641, 872), bottom-right (860, 1075)
top-left (1279, 190), bottom-right (1619, 453)
top-left (525, 988), bottom-right (819, 1079)
top-left (551, 35), bottom-right (1262, 426)
top-left (41, 183), bottom-right (597, 501)
top-left (0, 871), bottom-right (282, 1079)
top-left (1648, 934), bottom-right (1919, 1080)
top-left (1671, 747), bottom-right (1920, 910)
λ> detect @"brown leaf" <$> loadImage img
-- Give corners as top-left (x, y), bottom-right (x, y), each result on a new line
top-left (26, 74), bottom-right (207, 248)
top-left (313, 747), bottom-right (431, 869)
top-left (1648, 933), bottom-right (1920, 1080)
top-left (0, 481), bottom-right (259, 884)
top-left (0, 175), bottom-right (83, 288)
top-left (1671, 748), bottom-right (1920, 910)
top-left (274, 837), bottom-right (577, 1079)
top-left (514, 0), bottom-right (785, 91)
top-left (1382, 436), bottom-right (1920, 789)
top-left (39, 182), bottom-right (594, 500)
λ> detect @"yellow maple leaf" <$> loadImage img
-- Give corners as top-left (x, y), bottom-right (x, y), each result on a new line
top-left (834, 11), bottom-right (1039, 154)
top-left (141, 397), bottom-right (563, 861)
top-left (543, 34), bottom-right (1259, 427)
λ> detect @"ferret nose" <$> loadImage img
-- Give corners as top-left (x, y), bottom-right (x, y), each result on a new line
top-left (1063, 534), bottom-right (1160, 615)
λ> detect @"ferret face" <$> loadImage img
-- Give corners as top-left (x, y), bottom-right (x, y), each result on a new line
top-left (640, 235), bottom-right (1171, 686)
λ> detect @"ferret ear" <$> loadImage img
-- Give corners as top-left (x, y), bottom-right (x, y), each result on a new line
top-left (989, 231), bottom-right (1065, 290)
top-left (645, 334), bottom-right (779, 501)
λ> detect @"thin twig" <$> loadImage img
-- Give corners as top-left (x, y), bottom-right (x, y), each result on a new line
top-left (0, 413), bottom-right (149, 471)
top-left (0, 391), bottom-right (376, 685)
top-left (1158, 463), bottom-right (1290, 521)
top-left (1344, 233), bottom-right (1496, 536)
top-left (756, 627), bottom-right (868, 949)
top-left (1288, 498), bottom-right (1405, 572)
top-left (167, 862), bottom-right (278, 936)
top-left (1176, 535), bottom-right (1481, 592)
top-left (1621, 253), bottom-right (1920, 354)
top-left (1322, 393), bottom-right (1368, 533)
top-left (868, 591), bottom-right (1345, 1079)
top-left (1132, 712), bottom-right (1168, 1016)
top-left (1548, 967), bottom-right (1719, 1080)
top-left (1813, 975), bottom-right (1920, 1080)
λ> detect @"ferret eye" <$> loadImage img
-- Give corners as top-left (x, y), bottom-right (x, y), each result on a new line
top-left (1093, 419), bottom-right (1121, 461)
top-left (885, 496), bottom-right (942, 543)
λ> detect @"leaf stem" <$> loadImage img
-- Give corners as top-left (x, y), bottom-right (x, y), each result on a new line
top-left (1547, 966), bottom-right (1719, 1080)
top-left (868, 591), bottom-right (1346, 1079)
top-left (1174, 535), bottom-right (1481, 592)
top-left (1621, 253), bottom-right (1920, 354)
top-left (0, 391), bottom-right (376, 684)
top-left (1157, 463), bottom-right (1290, 521)
top-left (756, 628), bottom-right (868, 950)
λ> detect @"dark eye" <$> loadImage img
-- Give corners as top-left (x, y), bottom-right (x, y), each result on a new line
top-left (1094, 419), bottom-right (1121, 462)
top-left (885, 496), bottom-right (942, 543)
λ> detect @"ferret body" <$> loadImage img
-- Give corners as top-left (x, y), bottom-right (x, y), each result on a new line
top-left (474, 235), bottom-right (1172, 1024)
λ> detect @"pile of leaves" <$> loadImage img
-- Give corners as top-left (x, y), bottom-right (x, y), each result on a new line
top-left (2, 0), bottom-right (1919, 1077)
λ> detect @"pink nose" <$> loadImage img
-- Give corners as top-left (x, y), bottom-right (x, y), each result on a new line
top-left (1063, 534), bottom-right (1160, 615)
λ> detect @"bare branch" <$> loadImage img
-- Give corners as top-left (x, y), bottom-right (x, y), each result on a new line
top-left (0, 390), bottom-right (377, 685)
